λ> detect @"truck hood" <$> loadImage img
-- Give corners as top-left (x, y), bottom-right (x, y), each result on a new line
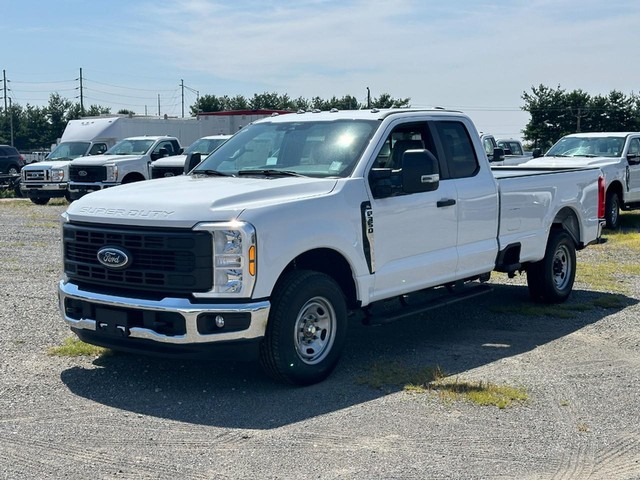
top-left (521, 156), bottom-right (621, 168)
top-left (71, 154), bottom-right (143, 165)
top-left (65, 174), bottom-right (338, 228)
top-left (23, 160), bottom-right (72, 170)
top-left (152, 154), bottom-right (187, 167)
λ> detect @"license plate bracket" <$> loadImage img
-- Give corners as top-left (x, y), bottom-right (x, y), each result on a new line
top-left (95, 307), bottom-right (130, 337)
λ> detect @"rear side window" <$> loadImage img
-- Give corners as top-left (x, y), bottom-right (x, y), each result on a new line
top-left (435, 122), bottom-right (479, 179)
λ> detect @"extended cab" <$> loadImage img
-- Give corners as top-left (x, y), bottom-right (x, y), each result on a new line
top-left (523, 132), bottom-right (640, 228)
top-left (67, 136), bottom-right (182, 200)
top-left (59, 109), bottom-right (604, 385)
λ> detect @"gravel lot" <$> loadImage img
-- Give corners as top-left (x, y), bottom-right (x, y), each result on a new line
top-left (1, 199), bottom-right (639, 479)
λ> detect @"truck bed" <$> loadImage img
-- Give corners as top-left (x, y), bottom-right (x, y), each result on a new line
top-left (493, 165), bottom-right (602, 262)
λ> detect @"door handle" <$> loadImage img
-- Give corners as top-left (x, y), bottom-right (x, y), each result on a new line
top-left (437, 198), bottom-right (456, 208)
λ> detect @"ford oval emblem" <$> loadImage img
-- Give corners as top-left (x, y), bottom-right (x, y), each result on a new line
top-left (97, 246), bottom-right (131, 269)
top-left (78, 170), bottom-right (88, 177)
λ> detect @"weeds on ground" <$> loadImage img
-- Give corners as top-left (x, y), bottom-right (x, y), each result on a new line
top-left (48, 337), bottom-right (109, 357)
top-left (357, 361), bottom-right (528, 409)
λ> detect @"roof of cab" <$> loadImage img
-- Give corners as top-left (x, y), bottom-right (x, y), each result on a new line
top-left (252, 108), bottom-right (466, 124)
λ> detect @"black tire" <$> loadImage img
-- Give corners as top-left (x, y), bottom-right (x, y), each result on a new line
top-left (30, 197), bottom-right (49, 205)
top-left (64, 191), bottom-right (73, 203)
top-left (260, 270), bottom-right (347, 386)
top-left (7, 165), bottom-right (19, 175)
top-left (526, 229), bottom-right (576, 304)
top-left (605, 190), bottom-right (620, 229)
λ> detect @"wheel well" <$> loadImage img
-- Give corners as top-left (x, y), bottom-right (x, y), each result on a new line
top-left (607, 180), bottom-right (623, 198)
top-left (553, 207), bottom-right (581, 248)
top-left (280, 248), bottom-right (358, 309)
top-left (122, 172), bottom-right (146, 184)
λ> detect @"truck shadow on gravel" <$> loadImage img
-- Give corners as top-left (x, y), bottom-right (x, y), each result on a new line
top-left (59, 284), bottom-right (635, 430)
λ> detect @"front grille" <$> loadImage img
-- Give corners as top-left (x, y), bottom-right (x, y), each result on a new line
top-left (63, 223), bottom-right (213, 294)
top-left (69, 165), bottom-right (107, 182)
top-left (152, 167), bottom-right (183, 179)
top-left (24, 170), bottom-right (46, 181)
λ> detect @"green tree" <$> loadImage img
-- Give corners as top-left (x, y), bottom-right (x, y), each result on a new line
top-left (522, 84), bottom-right (571, 149)
top-left (371, 93), bottom-right (410, 108)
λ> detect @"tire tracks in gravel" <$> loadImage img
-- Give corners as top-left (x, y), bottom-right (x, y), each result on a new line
top-left (546, 330), bottom-right (639, 480)
top-left (0, 434), bottom-right (218, 479)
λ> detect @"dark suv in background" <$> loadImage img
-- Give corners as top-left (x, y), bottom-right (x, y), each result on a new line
top-left (0, 145), bottom-right (25, 174)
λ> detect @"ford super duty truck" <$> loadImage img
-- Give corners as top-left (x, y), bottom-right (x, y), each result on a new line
top-left (523, 132), bottom-right (640, 229)
top-left (67, 136), bottom-right (183, 200)
top-left (58, 109), bottom-right (604, 385)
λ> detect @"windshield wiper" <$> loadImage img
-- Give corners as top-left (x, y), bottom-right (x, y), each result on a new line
top-left (193, 169), bottom-right (234, 177)
top-left (237, 169), bottom-right (307, 177)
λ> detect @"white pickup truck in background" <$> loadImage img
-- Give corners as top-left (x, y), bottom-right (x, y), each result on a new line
top-left (67, 136), bottom-right (183, 200)
top-left (59, 109), bottom-right (604, 385)
top-left (523, 132), bottom-right (640, 228)
top-left (151, 134), bottom-right (232, 179)
top-left (21, 116), bottom-right (205, 205)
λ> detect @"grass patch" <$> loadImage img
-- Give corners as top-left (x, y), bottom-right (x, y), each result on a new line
top-left (578, 262), bottom-right (640, 293)
top-left (48, 337), bottom-right (108, 357)
top-left (423, 378), bottom-right (528, 409)
top-left (490, 302), bottom-right (593, 319)
top-left (357, 361), bottom-right (527, 408)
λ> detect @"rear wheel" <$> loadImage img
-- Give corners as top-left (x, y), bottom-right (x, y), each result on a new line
top-left (260, 270), bottom-right (347, 385)
top-left (7, 165), bottom-right (19, 175)
top-left (605, 190), bottom-right (620, 229)
top-left (527, 229), bottom-right (576, 304)
top-left (30, 197), bottom-right (49, 205)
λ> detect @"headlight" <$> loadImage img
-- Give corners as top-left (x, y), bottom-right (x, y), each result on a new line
top-left (194, 221), bottom-right (257, 297)
top-left (51, 169), bottom-right (65, 182)
top-left (105, 164), bottom-right (118, 182)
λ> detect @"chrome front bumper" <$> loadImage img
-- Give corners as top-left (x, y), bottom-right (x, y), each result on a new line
top-left (58, 281), bottom-right (270, 346)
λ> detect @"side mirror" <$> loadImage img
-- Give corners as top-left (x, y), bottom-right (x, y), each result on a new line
top-left (491, 147), bottom-right (505, 162)
top-left (184, 152), bottom-right (202, 174)
top-left (402, 150), bottom-right (439, 193)
top-left (532, 148), bottom-right (543, 158)
top-left (178, 147), bottom-right (184, 154)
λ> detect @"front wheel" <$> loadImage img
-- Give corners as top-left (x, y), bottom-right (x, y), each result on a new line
top-left (526, 229), bottom-right (576, 304)
top-left (605, 190), bottom-right (620, 229)
top-left (30, 197), bottom-right (49, 205)
top-left (7, 165), bottom-right (19, 175)
top-left (260, 270), bottom-right (347, 385)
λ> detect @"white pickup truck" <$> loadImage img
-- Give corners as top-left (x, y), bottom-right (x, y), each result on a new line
top-left (523, 132), bottom-right (640, 229)
top-left (67, 136), bottom-right (183, 200)
top-left (150, 135), bottom-right (231, 179)
top-left (58, 109), bottom-right (604, 385)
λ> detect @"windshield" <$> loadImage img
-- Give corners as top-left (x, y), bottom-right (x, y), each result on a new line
top-left (105, 139), bottom-right (155, 156)
top-left (193, 120), bottom-right (377, 178)
top-left (546, 136), bottom-right (625, 158)
top-left (46, 142), bottom-right (90, 161)
top-left (185, 138), bottom-right (230, 155)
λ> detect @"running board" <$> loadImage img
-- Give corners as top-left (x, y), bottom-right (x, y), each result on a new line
top-left (362, 283), bottom-right (493, 326)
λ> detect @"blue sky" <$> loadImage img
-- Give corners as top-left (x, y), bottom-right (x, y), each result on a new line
top-left (3, 0), bottom-right (640, 140)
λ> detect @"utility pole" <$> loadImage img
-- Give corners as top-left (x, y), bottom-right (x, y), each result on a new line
top-left (366, 87), bottom-right (371, 109)
top-left (2, 70), bottom-right (7, 113)
top-left (9, 97), bottom-right (14, 146)
top-left (157, 94), bottom-right (160, 116)
top-left (79, 67), bottom-right (84, 115)
top-left (181, 79), bottom-right (184, 118)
